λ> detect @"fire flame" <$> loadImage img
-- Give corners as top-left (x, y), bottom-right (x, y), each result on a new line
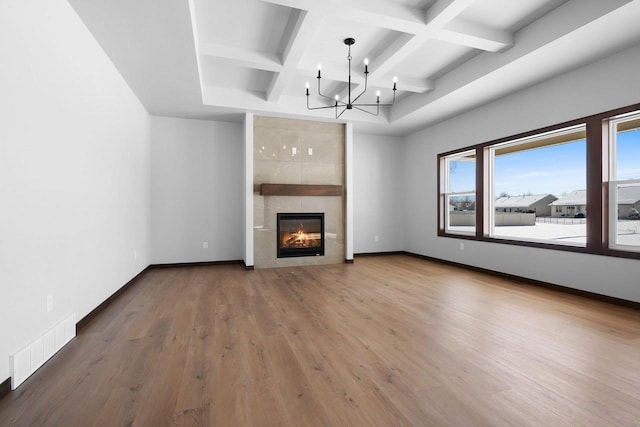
top-left (284, 224), bottom-right (308, 247)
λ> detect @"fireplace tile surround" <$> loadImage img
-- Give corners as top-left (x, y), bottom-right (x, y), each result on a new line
top-left (253, 116), bottom-right (345, 269)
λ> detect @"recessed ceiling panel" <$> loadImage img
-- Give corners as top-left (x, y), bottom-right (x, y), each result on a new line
top-left (194, 0), bottom-right (293, 55)
top-left (300, 19), bottom-right (401, 78)
top-left (392, 0), bottom-right (435, 10)
top-left (458, 0), bottom-right (568, 32)
top-left (396, 39), bottom-right (474, 80)
top-left (200, 60), bottom-right (274, 93)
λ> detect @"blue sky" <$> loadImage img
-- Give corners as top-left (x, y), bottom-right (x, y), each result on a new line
top-left (494, 140), bottom-right (586, 196)
top-left (449, 128), bottom-right (640, 196)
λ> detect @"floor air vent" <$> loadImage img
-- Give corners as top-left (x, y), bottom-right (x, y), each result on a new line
top-left (10, 314), bottom-right (76, 390)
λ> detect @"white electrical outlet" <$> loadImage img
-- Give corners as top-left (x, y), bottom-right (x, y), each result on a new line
top-left (460, 242), bottom-right (465, 250)
top-left (46, 294), bottom-right (53, 312)
top-left (308, 148), bottom-right (313, 155)
top-left (203, 242), bottom-right (209, 249)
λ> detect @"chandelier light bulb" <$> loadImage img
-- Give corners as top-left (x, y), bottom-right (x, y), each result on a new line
top-left (364, 58), bottom-right (369, 65)
top-left (318, 63), bottom-right (322, 70)
top-left (305, 82), bottom-right (309, 89)
top-left (335, 94), bottom-right (339, 100)
top-left (393, 76), bottom-right (398, 83)
top-left (376, 90), bottom-right (381, 97)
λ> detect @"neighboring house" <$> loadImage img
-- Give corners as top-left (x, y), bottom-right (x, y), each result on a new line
top-left (550, 187), bottom-right (640, 218)
top-left (550, 190), bottom-right (586, 217)
top-left (615, 185), bottom-right (640, 219)
top-left (494, 194), bottom-right (557, 217)
top-left (451, 200), bottom-right (475, 211)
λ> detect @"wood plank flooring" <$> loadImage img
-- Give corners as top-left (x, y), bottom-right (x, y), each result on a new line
top-left (1, 254), bottom-right (640, 426)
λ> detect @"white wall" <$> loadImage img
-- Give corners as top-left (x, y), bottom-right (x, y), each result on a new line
top-left (353, 133), bottom-right (404, 253)
top-left (403, 42), bottom-right (640, 303)
top-left (150, 116), bottom-right (243, 264)
top-left (0, 0), bottom-right (151, 383)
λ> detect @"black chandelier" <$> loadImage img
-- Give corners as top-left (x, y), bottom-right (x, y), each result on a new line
top-left (305, 37), bottom-right (397, 119)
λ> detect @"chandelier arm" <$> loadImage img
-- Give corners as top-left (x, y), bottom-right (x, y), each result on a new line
top-left (307, 95), bottom-right (339, 111)
top-left (317, 92), bottom-right (336, 103)
top-left (353, 103), bottom-right (385, 107)
top-left (351, 71), bottom-right (369, 104)
top-left (356, 89), bottom-right (396, 107)
top-left (316, 78), bottom-right (334, 102)
top-left (307, 105), bottom-right (338, 111)
top-left (336, 106), bottom-right (349, 119)
top-left (353, 105), bottom-right (379, 116)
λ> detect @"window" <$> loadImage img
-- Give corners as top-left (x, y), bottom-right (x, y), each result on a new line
top-left (487, 125), bottom-right (587, 246)
top-left (437, 102), bottom-right (640, 260)
top-left (441, 150), bottom-right (475, 235)
top-left (608, 112), bottom-right (640, 252)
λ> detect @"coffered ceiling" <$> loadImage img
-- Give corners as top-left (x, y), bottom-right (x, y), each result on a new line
top-left (69, 0), bottom-right (640, 135)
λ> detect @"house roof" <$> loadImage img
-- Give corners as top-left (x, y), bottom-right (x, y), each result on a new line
top-left (550, 186), bottom-right (640, 206)
top-left (495, 194), bottom-right (556, 208)
top-left (550, 190), bottom-right (586, 206)
top-left (617, 185), bottom-right (640, 204)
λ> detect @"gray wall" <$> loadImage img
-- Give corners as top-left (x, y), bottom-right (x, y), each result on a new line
top-left (150, 116), bottom-right (244, 264)
top-left (353, 133), bottom-right (405, 253)
top-left (0, 0), bottom-right (151, 382)
top-left (403, 42), bottom-right (640, 303)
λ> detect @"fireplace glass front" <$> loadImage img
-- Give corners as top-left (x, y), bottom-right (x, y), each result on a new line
top-left (277, 213), bottom-right (325, 258)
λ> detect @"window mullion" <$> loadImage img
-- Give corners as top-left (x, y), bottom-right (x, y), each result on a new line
top-left (475, 147), bottom-right (484, 238)
top-left (586, 118), bottom-right (604, 252)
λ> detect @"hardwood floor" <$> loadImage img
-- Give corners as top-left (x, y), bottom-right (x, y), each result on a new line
top-left (1, 254), bottom-right (639, 426)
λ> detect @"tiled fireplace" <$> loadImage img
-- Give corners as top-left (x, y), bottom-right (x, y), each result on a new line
top-left (253, 116), bottom-right (345, 269)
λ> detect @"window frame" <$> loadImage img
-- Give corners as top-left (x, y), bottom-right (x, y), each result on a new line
top-left (486, 124), bottom-right (587, 247)
top-left (609, 179), bottom-right (640, 253)
top-left (607, 110), bottom-right (640, 253)
top-left (437, 102), bottom-right (640, 261)
top-left (440, 150), bottom-right (477, 236)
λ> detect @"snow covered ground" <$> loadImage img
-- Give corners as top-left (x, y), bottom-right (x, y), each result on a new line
top-left (615, 220), bottom-right (640, 246)
top-left (449, 220), bottom-right (640, 247)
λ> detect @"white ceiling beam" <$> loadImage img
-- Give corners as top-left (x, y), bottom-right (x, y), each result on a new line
top-left (257, 0), bottom-right (314, 10)
top-left (198, 42), bottom-right (282, 73)
top-left (368, 0), bottom-right (477, 80)
top-left (266, 8), bottom-right (328, 102)
top-left (392, 76), bottom-right (434, 94)
top-left (337, 0), bottom-right (425, 34)
top-left (389, 0), bottom-right (635, 124)
top-left (368, 33), bottom-right (418, 80)
top-left (424, 0), bottom-right (476, 29)
top-left (437, 18), bottom-right (513, 52)
top-left (202, 85), bottom-right (388, 124)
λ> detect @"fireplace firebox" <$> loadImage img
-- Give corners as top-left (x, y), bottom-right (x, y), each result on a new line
top-left (277, 213), bottom-right (324, 258)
